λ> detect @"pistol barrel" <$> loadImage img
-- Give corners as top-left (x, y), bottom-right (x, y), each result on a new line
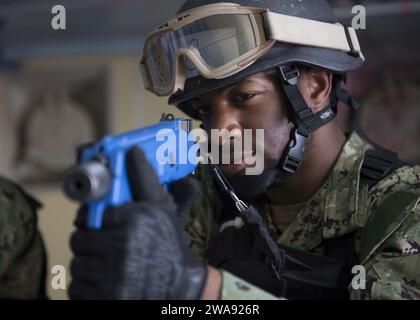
top-left (63, 161), bottom-right (112, 203)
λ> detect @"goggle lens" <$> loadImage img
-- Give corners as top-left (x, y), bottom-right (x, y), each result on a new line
top-left (144, 14), bottom-right (259, 95)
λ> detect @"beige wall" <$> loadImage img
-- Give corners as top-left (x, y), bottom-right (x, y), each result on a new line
top-left (20, 53), bottom-right (186, 299)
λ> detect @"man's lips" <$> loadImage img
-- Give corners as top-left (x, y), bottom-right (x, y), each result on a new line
top-left (217, 149), bottom-right (255, 162)
top-left (213, 148), bottom-right (256, 174)
top-left (221, 155), bottom-right (252, 173)
top-left (205, 144), bottom-right (258, 175)
top-left (219, 162), bottom-right (248, 175)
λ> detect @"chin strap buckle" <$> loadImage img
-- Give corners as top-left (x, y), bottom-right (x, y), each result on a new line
top-left (281, 129), bottom-right (308, 174)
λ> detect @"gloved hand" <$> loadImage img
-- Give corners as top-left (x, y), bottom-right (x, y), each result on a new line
top-left (69, 146), bottom-right (206, 300)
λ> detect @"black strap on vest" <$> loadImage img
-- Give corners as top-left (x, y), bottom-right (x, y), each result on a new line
top-left (207, 197), bottom-right (354, 299)
top-left (361, 147), bottom-right (407, 190)
top-left (354, 120), bottom-right (408, 190)
top-left (334, 85), bottom-right (409, 190)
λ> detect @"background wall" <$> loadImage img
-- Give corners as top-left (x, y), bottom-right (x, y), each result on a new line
top-left (0, 53), bottom-right (185, 299)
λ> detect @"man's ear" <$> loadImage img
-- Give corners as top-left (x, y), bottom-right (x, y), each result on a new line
top-left (297, 68), bottom-right (333, 113)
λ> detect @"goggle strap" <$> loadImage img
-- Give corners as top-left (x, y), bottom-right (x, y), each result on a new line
top-left (265, 12), bottom-right (363, 58)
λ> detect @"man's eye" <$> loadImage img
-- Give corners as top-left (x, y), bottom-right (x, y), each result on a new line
top-left (196, 105), bottom-right (211, 116)
top-left (232, 92), bottom-right (257, 104)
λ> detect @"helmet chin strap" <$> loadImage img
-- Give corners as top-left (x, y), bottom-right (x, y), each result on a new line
top-left (277, 65), bottom-right (338, 174)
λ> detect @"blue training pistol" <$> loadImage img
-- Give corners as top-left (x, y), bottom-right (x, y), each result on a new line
top-left (62, 117), bottom-right (197, 230)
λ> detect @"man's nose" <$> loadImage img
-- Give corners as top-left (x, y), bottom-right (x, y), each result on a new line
top-left (209, 101), bottom-right (242, 145)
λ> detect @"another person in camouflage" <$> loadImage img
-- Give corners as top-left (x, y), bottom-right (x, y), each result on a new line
top-left (69, 0), bottom-right (419, 300)
top-left (0, 177), bottom-right (47, 299)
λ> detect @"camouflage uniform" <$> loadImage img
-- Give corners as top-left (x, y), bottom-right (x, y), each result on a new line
top-left (186, 131), bottom-right (420, 300)
top-left (0, 177), bottom-right (47, 299)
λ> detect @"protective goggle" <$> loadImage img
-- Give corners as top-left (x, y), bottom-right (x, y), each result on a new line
top-left (140, 3), bottom-right (363, 97)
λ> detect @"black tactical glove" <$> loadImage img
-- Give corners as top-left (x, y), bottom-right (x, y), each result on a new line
top-left (69, 147), bottom-right (206, 300)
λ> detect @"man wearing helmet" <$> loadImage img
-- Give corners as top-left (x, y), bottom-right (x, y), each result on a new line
top-left (70, 0), bottom-right (420, 300)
